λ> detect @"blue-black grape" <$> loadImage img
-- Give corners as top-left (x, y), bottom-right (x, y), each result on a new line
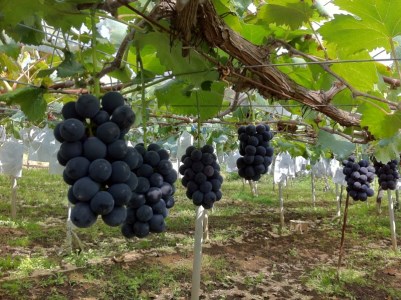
top-left (75, 94), bottom-right (100, 118)
top-left (102, 206), bottom-right (127, 227)
top-left (236, 124), bottom-right (274, 181)
top-left (70, 202), bottom-right (98, 228)
top-left (90, 191), bottom-right (115, 215)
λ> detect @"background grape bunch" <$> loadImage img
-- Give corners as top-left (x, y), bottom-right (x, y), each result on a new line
top-left (236, 124), bottom-right (274, 181)
top-left (342, 156), bottom-right (375, 201)
top-left (179, 145), bottom-right (223, 209)
top-left (121, 143), bottom-right (178, 238)
top-left (374, 160), bottom-right (400, 190)
top-left (54, 91), bottom-right (138, 229)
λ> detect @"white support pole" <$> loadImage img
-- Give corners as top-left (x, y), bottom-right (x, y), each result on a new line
top-left (387, 190), bottom-right (398, 251)
top-left (191, 206), bottom-right (206, 300)
top-left (66, 202), bottom-right (73, 253)
top-left (279, 182), bottom-right (284, 228)
top-left (336, 183), bottom-right (341, 217)
top-left (311, 172), bottom-right (316, 207)
top-left (10, 176), bottom-right (17, 219)
top-left (203, 209), bottom-right (209, 241)
top-left (396, 189), bottom-right (400, 209)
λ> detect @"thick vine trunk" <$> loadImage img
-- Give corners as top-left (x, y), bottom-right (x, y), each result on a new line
top-left (197, 1), bottom-right (360, 127)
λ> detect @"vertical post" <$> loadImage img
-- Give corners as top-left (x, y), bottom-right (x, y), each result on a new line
top-left (395, 189), bottom-right (400, 210)
top-left (203, 210), bottom-right (209, 241)
top-left (335, 184), bottom-right (341, 217)
top-left (191, 206), bottom-right (205, 300)
top-left (311, 172), bottom-right (316, 207)
top-left (387, 190), bottom-right (398, 251)
top-left (279, 182), bottom-right (284, 229)
top-left (66, 201), bottom-right (73, 253)
top-left (10, 176), bottom-right (17, 219)
top-left (337, 193), bottom-right (350, 281)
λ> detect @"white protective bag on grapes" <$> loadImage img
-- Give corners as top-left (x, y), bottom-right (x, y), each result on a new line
top-left (0, 138), bottom-right (24, 177)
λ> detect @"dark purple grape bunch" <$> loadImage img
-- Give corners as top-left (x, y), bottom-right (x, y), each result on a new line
top-left (342, 156), bottom-right (375, 201)
top-left (374, 160), bottom-right (399, 190)
top-left (53, 92), bottom-right (137, 229)
top-left (179, 145), bottom-right (223, 209)
top-left (236, 124), bottom-right (274, 181)
top-left (121, 143), bottom-right (178, 238)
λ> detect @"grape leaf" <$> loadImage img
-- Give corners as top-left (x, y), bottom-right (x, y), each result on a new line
top-left (38, 51), bottom-right (84, 78)
top-left (0, 87), bottom-right (47, 121)
top-left (136, 32), bottom-right (218, 85)
top-left (317, 130), bottom-right (355, 159)
top-left (359, 101), bottom-right (401, 139)
top-left (331, 50), bottom-right (378, 91)
top-left (320, 0), bottom-right (401, 54)
top-left (373, 134), bottom-right (401, 163)
top-left (155, 80), bottom-right (225, 120)
top-left (256, 0), bottom-right (315, 30)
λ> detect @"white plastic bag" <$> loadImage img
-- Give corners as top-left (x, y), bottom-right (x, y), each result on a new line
top-left (0, 138), bottom-right (24, 177)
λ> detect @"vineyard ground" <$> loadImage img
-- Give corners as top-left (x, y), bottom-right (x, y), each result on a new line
top-left (0, 169), bottom-right (400, 300)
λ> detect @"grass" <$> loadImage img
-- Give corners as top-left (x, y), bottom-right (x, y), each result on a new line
top-left (0, 169), bottom-right (400, 299)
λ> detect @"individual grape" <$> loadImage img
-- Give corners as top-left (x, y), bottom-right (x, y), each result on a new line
top-left (136, 205), bottom-right (153, 222)
top-left (59, 141), bottom-right (82, 161)
top-left (134, 177), bottom-right (151, 194)
top-left (75, 94), bottom-right (100, 118)
top-left (125, 172), bottom-right (139, 191)
top-left (136, 163), bottom-right (154, 178)
top-left (72, 177), bottom-right (100, 202)
top-left (127, 192), bottom-right (146, 208)
top-left (149, 173), bottom-right (164, 188)
top-left (64, 156), bottom-right (90, 180)
top-left (59, 118), bottom-right (85, 142)
top-left (101, 91), bottom-right (125, 114)
top-left (96, 122), bottom-right (120, 144)
top-left (70, 202), bottom-right (98, 228)
top-left (53, 122), bottom-right (64, 143)
top-left (121, 223), bottom-right (136, 238)
top-left (68, 186), bottom-right (79, 204)
top-left (144, 151), bottom-right (160, 167)
top-left (149, 214), bottom-right (165, 233)
top-left (63, 171), bottom-right (76, 185)
top-left (133, 221), bottom-right (150, 238)
top-left (111, 105), bottom-right (136, 130)
top-left (108, 183), bottom-right (132, 206)
top-left (146, 187), bottom-right (162, 204)
top-left (88, 159), bottom-right (112, 183)
top-left (152, 199), bottom-right (167, 215)
top-left (91, 109), bottom-right (110, 126)
top-left (102, 206), bottom-right (127, 227)
top-left (165, 196), bottom-right (175, 208)
top-left (163, 170), bottom-right (178, 184)
top-left (83, 137), bottom-right (107, 161)
top-left (110, 161), bottom-right (131, 183)
top-left (125, 208), bottom-right (137, 224)
top-left (147, 143), bottom-right (161, 152)
top-left (157, 149), bottom-right (170, 160)
top-left (123, 147), bottom-right (141, 170)
top-left (62, 101), bottom-right (83, 120)
top-left (158, 160), bottom-right (173, 175)
top-left (107, 139), bottom-right (128, 160)
top-left (90, 191), bottom-right (115, 215)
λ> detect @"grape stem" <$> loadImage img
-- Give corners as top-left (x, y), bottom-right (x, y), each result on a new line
top-left (90, 9), bottom-right (100, 97)
top-left (337, 192), bottom-right (350, 281)
top-left (136, 44), bottom-right (148, 148)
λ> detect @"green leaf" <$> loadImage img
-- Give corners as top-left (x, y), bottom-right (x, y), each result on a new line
top-left (0, 87), bottom-right (47, 121)
top-left (317, 130), bottom-right (355, 160)
top-left (57, 52), bottom-right (85, 77)
top-left (331, 50), bottom-right (378, 91)
top-left (374, 134), bottom-right (401, 163)
top-left (0, 43), bottom-right (20, 59)
top-left (38, 51), bottom-right (85, 78)
top-left (320, 0), bottom-right (401, 54)
top-left (155, 80), bottom-right (225, 120)
top-left (109, 65), bottom-right (134, 83)
top-left (359, 101), bottom-right (401, 139)
top-left (256, 0), bottom-right (315, 30)
top-left (136, 32), bottom-right (218, 85)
